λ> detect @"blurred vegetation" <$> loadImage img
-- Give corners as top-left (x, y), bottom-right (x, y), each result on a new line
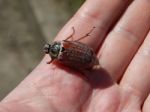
top-left (66, 0), bottom-right (85, 14)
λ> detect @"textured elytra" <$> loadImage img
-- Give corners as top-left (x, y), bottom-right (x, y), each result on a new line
top-left (57, 40), bottom-right (99, 69)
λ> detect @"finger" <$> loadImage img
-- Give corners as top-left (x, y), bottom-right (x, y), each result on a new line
top-left (143, 94), bottom-right (150, 112)
top-left (120, 31), bottom-right (150, 111)
top-left (55, 0), bottom-right (132, 51)
top-left (99, 0), bottom-right (150, 80)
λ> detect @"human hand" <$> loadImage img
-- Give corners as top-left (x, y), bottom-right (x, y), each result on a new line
top-left (0, 0), bottom-right (150, 112)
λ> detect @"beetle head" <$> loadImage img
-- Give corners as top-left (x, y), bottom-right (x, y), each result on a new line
top-left (43, 42), bottom-right (61, 60)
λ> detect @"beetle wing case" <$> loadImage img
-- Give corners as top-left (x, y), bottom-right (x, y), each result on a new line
top-left (58, 40), bottom-right (99, 69)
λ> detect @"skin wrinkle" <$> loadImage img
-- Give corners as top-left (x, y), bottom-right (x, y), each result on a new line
top-left (120, 85), bottom-right (144, 111)
top-left (121, 84), bottom-right (144, 103)
top-left (0, 102), bottom-right (38, 112)
top-left (120, 76), bottom-right (149, 110)
top-left (85, 86), bottom-right (120, 112)
top-left (137, 48), bottom-right (150, 57)
top-left (19, 74), bottom-right (61, 112)
top-left (20, 96), bottom-right (57, 112)
top-left (78, 0), bottom-right (121, 29)
top-left (76, 4), bottom-right (101, 22)
top-left (76, 6), bottom-right (116, 31)
top-left (113, 25), bottom-right (141, 44)
top-left (31, 73), bottom-right (64, 104)
top-left (75, 13), bottom-right (107, 35)
top-left (0, 104), bottom-right (9, 112)
top-left (77, 0), bottom-right (105, 21)
top-left (31, 64), bottom-right (90, 112)
top-left (137, 32), bottom-right (150, 57)
top-left (23, 79), bottom-right (53, 104)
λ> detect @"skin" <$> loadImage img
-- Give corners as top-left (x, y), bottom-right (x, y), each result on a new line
top-left (0, 0), bottom-right (150, 111)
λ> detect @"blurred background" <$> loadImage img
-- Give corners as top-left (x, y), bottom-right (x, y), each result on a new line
top-left (0, 0), bottom-right (84, 100)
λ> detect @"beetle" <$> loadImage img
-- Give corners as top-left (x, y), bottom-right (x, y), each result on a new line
top-left (43, 27), bottom-right (99, 70)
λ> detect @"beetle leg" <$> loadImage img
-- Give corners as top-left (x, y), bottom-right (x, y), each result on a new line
top-left (64, 27), bottom-right (75, 41)
top-left (75, 27), bottom-right (95, 42)
top-left (47, 60), bottom-right (53, 64)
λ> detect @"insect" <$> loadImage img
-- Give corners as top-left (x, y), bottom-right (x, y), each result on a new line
top-left (43, 27), bottom-right (99, 70)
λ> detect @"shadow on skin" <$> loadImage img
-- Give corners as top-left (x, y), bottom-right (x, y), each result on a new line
top-left (51, 60), bottom-right (114, 89)
top-left (84, 68), bottom-right (114, 89)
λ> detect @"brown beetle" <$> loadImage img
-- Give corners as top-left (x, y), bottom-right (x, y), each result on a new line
top-left (43, 27), bottom-right (99, 70)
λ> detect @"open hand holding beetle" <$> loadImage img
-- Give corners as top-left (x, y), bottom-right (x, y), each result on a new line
top-left (1, 0), bottom-right (150, 112)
